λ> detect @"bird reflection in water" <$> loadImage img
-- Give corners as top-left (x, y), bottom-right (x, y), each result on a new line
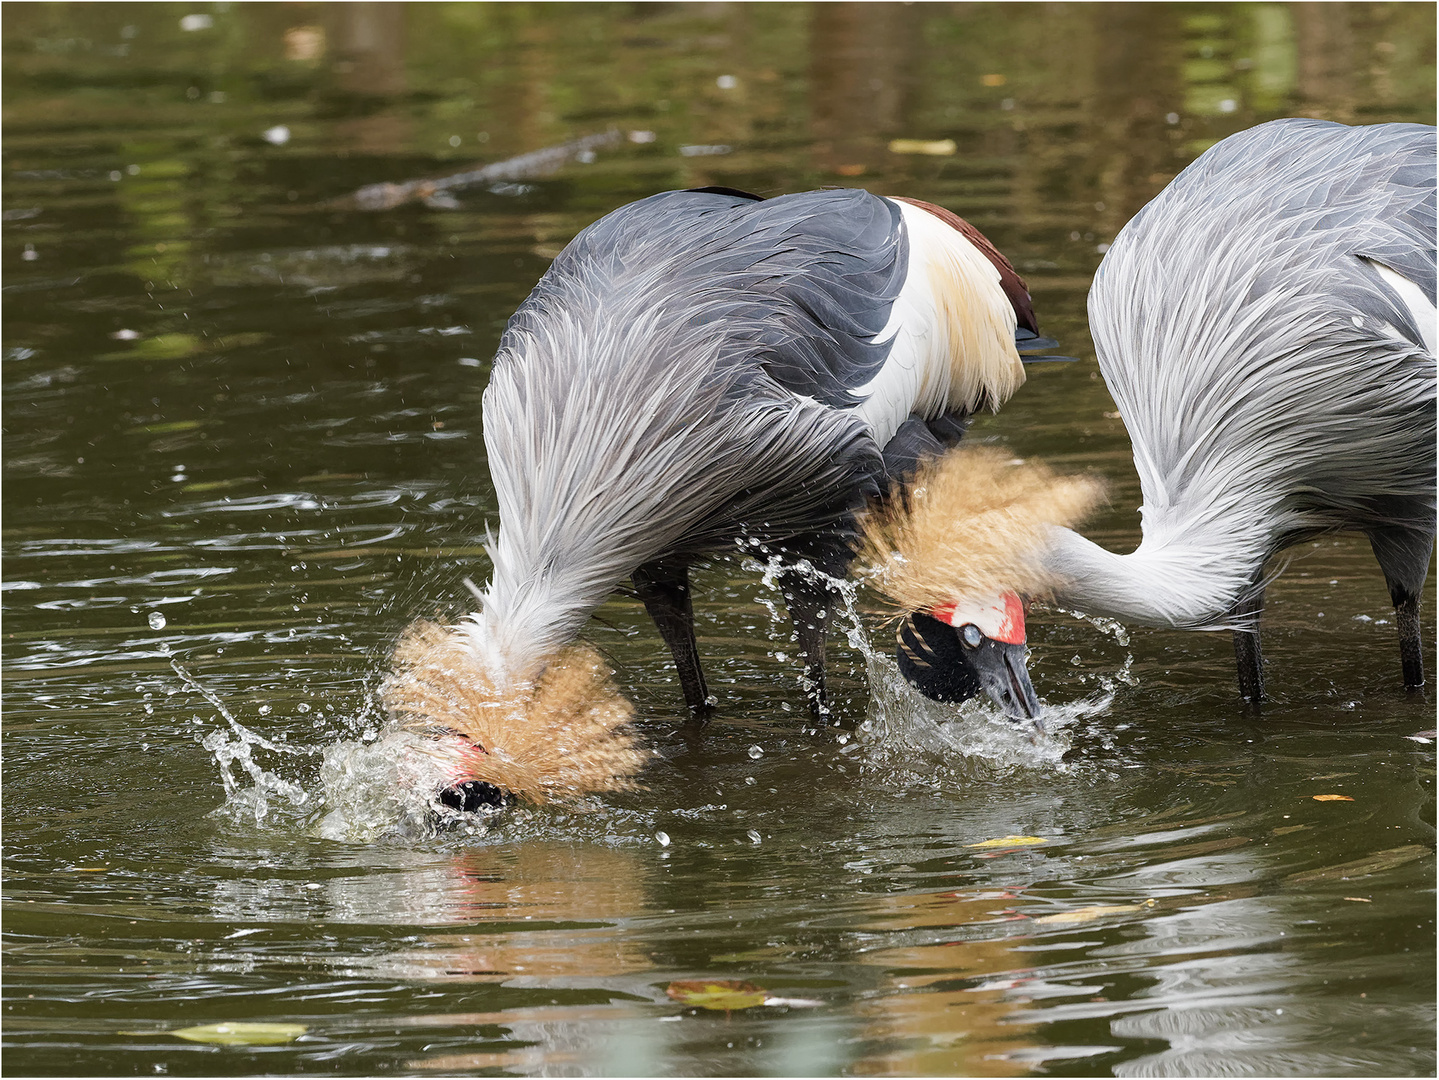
top-left (319, 844), bottom-right (662, 1073)
top-left (847, 887), bottom-right (1044, 1077)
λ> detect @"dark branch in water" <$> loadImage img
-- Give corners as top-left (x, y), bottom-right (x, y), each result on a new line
top-left (329, 128), bottom-right (623, 212)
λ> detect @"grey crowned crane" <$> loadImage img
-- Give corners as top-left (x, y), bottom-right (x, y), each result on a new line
top-left (383, 186), bottom-right (1060, 805)
top-left (873, 119), bottom-right (1436, 707)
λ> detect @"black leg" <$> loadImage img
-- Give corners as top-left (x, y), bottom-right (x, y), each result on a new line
top-left (632, 560), bottom-right (711, 718)
top-left (1368, 525), bottom-right (1433, 690)
top-left (1230, 576), bottom-right (1266, 705)
top-left (1395, 592), bottom-right (1425, 689)
top-left (1233, 628), bottom-right (1264, 705)
top-left (779, 566), bottom-right (844, 722)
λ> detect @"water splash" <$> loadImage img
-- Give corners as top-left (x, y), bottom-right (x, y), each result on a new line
top-left (857, 653), bottom-right (1087, 776)
top-left (1053, 606), bottom-right (1139, 694)
top-left (182, 561), bottom-right (1141, 841)
top-left (176, 658), bottom-right (497, 842)
top-left (316, 729), bottom-right (503, 844)
top-left (754, 558), bottom-right (1130, 775)
top-left (173, 660), bottom-right (314, 826)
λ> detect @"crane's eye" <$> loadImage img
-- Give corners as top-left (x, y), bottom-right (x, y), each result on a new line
top-left (960, 624), bottom-right (984, 649)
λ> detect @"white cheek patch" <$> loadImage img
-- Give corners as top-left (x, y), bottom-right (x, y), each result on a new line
top-left (929, 592), bottom-right (1026, 644)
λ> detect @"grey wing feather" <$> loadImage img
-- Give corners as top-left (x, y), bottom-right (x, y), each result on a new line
top-left (478, 188), bottom-right (907, 664)
top-left (534, 187), bottom-right (909, 405)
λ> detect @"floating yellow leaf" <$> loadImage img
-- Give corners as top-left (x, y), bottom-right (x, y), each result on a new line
top-left (129, 419), bottom-right (203, 435)
top-left (170, 1022), bottom-right (307, 1045)
top-left (1312, 794), bottom-right (1354, 802)
top-left (132, 333), bottom-right (204, 361)
top-left (665, 980), bottom-right (768, 1012)
top-left (1034, 901), bottom-right (1153, 925)
top-left (967, 835), bottom-right (1047, 849)
top-left (888, 138), bottom-right (957, 156)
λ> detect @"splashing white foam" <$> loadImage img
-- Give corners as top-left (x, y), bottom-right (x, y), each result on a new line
top-left (200, 721), bottom-right (313, 826)
top-left (316, 730), bottom-right (502, 843)
top-left (857, 653), bottom-right (1086, 776)
top-left (174, 659), bottom-right (314, 826)
top-left (183, 559), bottom-right (1139, 841)
top-left (778, 561), bottom-right (1132, 777)
top-left (176, 659), bottom-right (500, 842)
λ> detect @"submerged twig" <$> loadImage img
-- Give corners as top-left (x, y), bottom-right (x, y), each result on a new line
top-left (328, 128), bottom-right (623, 212)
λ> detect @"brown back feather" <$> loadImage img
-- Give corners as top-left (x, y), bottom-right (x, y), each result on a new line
top-left (892, 197), bottom-right (1039, 336)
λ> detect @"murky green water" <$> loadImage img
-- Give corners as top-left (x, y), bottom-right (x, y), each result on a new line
top-left (4, 4), bottom-right (1435, 1076)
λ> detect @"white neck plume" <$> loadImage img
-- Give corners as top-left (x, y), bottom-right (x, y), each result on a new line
top-left (1043, 524), bottom-right (1268, 632)
top-left (455, 573), bottom-right (596, 688)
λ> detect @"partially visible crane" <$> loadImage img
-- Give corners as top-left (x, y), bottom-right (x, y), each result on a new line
top-left (881, 119), bottom-right (1436, 704)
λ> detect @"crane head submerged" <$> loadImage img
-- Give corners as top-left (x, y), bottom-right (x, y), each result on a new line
top-left (380, 619), bottom-right (650, 812)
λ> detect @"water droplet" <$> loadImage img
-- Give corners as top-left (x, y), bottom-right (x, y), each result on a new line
top-left (748, 744), bottom-right (764, 759)
top-left (747, 829), bottom-right (762, 845)
top-left (257, 705), bottom-right (272, 716)
top-left (654, 831), bottom-right (670, 847)
top-left (147, 611), bottom-right (166, 630)
top-left (297, 703), bottom-right (311, 714)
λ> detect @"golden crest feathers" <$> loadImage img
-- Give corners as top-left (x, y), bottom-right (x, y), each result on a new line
top-left (857, 445), bottom-right (1105, 614)
top-left (380, 620), bottom-right (649, 803)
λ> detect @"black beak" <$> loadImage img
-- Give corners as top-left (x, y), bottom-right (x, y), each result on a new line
top-left (438, 780), bottom-right (509, 815)
top-left (967, 638), bottom-right (1041, 720)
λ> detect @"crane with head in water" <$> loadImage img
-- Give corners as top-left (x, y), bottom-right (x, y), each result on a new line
top-left (869, 119), bottom-right (1436, 705)
top-left (384, 185), bottom-right (1065, 806)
